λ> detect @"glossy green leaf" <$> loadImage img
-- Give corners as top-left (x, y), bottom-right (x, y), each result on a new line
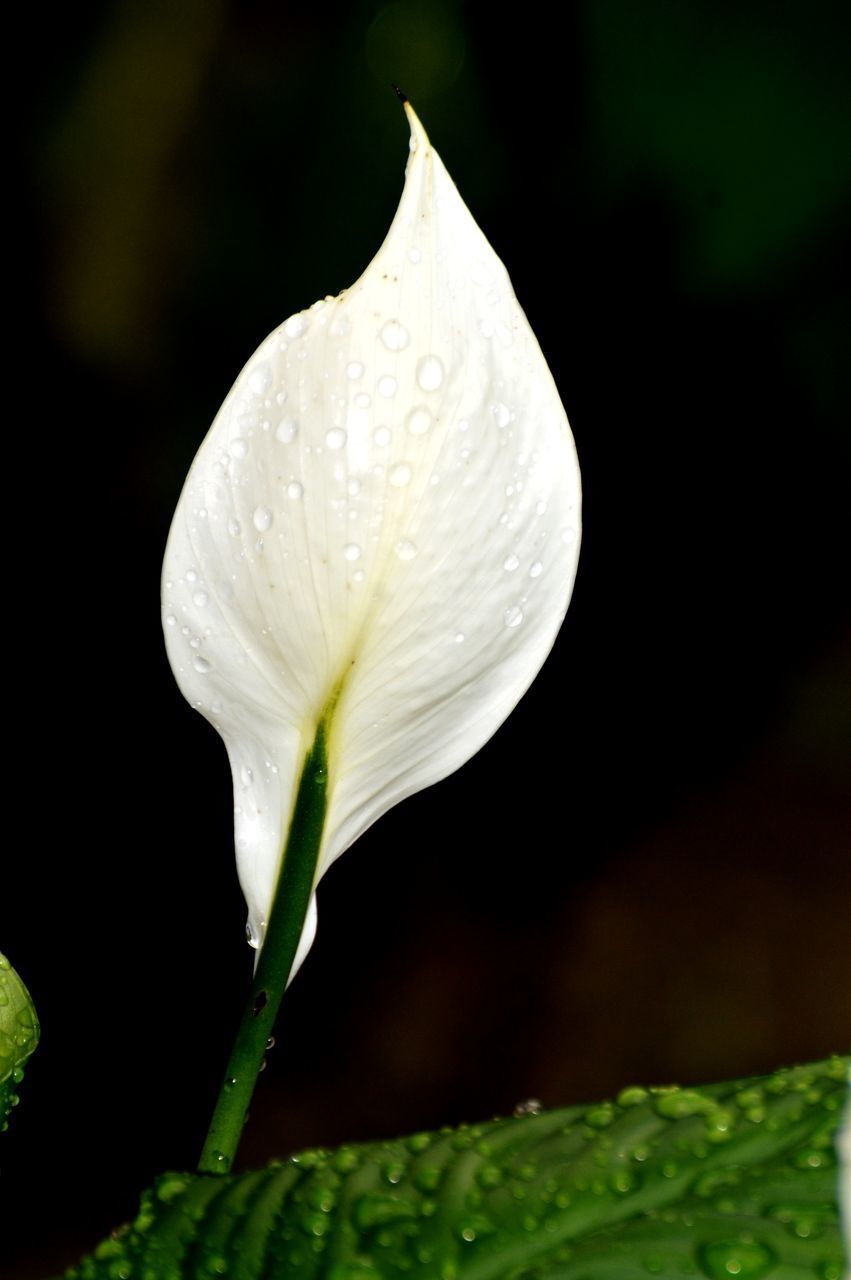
top-left (67, 1055), bottom-right (848, 1279)
top-left (0, 950), bottom-right (39, 1133)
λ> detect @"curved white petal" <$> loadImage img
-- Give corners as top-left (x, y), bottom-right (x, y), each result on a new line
top-left (162, 105), bottom-right (581, 962)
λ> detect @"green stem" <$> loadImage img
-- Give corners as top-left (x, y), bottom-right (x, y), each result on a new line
top-left (198, 721), bottom-right (329, 1175)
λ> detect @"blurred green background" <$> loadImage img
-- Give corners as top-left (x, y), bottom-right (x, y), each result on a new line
top-left (9, 0), bottom-right (851, 1274)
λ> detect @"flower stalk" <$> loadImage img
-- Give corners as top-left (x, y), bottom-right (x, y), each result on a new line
top-left (198, 721), bottom-right (329, 1175)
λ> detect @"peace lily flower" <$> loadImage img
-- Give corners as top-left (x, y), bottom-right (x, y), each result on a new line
top-left (162, 104), bottom-right (581, 978)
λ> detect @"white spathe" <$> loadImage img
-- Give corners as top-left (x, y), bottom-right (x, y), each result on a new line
top-left (162, 105), bottom-right (581, 974)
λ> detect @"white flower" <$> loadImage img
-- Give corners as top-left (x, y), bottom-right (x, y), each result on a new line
top-left (162, 104), bottom-right (581, 975)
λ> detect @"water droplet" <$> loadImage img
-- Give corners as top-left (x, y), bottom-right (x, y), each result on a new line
top-left (408, 247), bottom-right (422, 264)
top-left (228, 517), bottom-right (242, 537)
top-left (476, 1163), bottom-right (502, 1188)
top-left (246, 921), bottom-right (259, 949)
top-left (513, 1098), bottom-right (544, 1116)
top-left (795, 1148), bottom-right (830, 1170)
top-left (253, 506), bottom-right (273, 532)
top-left (344, 543), bottom-right (361, 562)
top-left (390, 463), bottom-right (412, 487)
top-left (284, 314), bottom-right (308, 338)
top-left (395, 539), bottom-right (417, 561)
top-left (333, 1147), bottom-right (360, 1174)
top-left (407, 406), bottom-right (432, 436)
top-left (377, 375), bottom-right (397, 398)
top-left (193, 590), bottom-right (209, 608)
top-left (186, 569), bottom-right (198, 583)
top-left (286, 481), bottom-right (303, 499)
top-left (346, 361), bottom-right (364, 381)
top-left (325, 428), bottom-right (347, 450)
top-left (697, 1240), bottom-right (775, 1278)
top-left (504, 605), bottom-right (524, 628)
top-left (229, 437), bottom-right (249, 459)
top-left (156, 1174), bottom-right (189, 1204)
top-left (503, 553), bottom-right (520, 572)
top-left (380, 320), bottom-right (410, 351)
top-left (373, 426), bottom-right (392, 446)
top-left (654, 1089), bottom-right (714, 1120)
top-left (406, 1132), bottom-right (432, 1154)
top-left (561, 526), bottom-right (577, 544)
top-left (239, 765), bottom-right (253, 787)
top-left (416, 355), bottom-right (444, 391)
top-left (454, 633), bottom-right (465, 644)
top-left (492, 402), bottom-right (511, 428)
top-left (354, 392), bottom-right (371, 409)
top-left (617, 1085), bottom-right (649, 1107)
top-left (276, 418), bottom-right (298, 443)
top-left (248, 363), bottom-right (272, 394)
top-left (353, 1193), bottom-right (418, 1230)
top-left (165, 613), bottom-right (177, 627)
top-left (193, 655), bottom-right (211, 674)
top-left (106, 1258), bottom-right (132, 1280)
top-left (529, 560), bottom-right (543, 578)
top-left (414, 1166), bottom-right (442, 1192)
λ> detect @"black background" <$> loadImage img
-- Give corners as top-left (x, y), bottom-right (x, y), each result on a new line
top-left (7, 1), bottom-right (851, 1274)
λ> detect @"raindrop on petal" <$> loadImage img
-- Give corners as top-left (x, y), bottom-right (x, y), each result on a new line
top-left (416, 355), bottom-right (444, 391)
top-left (276, 419), bottom-right (298, 444)
top-left (284, 314), bottom-right (308, 339)
top-left (380, 320), bottom-right (410, 351)
top-left (406, 406), bottom-right (432, 436)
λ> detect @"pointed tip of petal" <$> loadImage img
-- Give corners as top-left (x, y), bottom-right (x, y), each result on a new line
top-left (403, 99), bottom-right (430, 155)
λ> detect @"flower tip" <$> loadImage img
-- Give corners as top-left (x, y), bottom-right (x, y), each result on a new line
top-left (402, 98), bottom-right (430, 156)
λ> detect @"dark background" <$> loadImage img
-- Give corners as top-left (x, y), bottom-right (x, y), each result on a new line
top-left (8, 1), bottom-right (850, 1274)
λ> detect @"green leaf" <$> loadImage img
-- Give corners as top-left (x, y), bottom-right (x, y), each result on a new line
top-left (67, 1056), bottom-right (848, 1279)
top-left (0, 950), bottom-right (40, 1133)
